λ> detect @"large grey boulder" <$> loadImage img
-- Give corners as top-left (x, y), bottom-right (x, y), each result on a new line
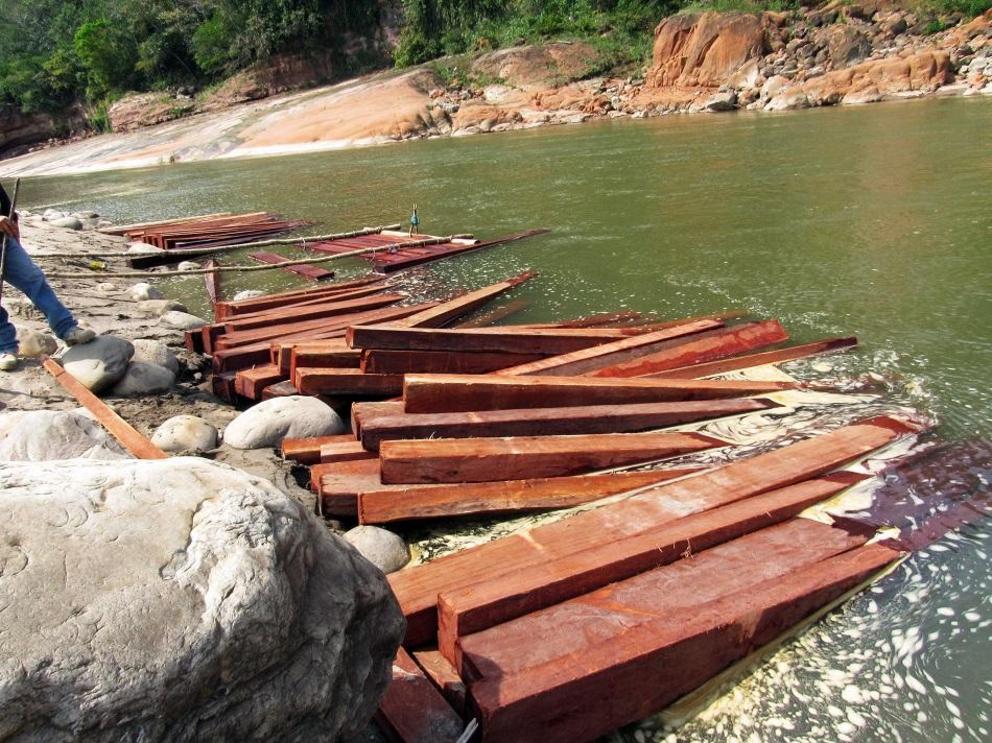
top-left (152, 414), bottom-right (218, 453)
top-left (132, 338), bottom-right (180, 374)
top-left (160, 310), bottom-right (209, 331)
top-left (344, 526), bottom-right (410, 574)
top-left (110, 362), bottom-right (175, 397)
top-left (0, 457), bottom-right (404, 741)
top-left (224, 396), bottom-right (345, 450)
top-left (60, 335), bottom-right (134, 393)
top-left (0, 410), bottom-right (127, 461)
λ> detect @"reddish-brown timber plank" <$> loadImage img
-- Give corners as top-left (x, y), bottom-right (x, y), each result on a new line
top-left (214, 319), bottom-right (348, 350)
top-left (43, 359), bottom-right (168, 459)
top-left (361, 349), bottom-right (546, 375)
top-left (352, 401), bottom-right (407, 438)
top-left (379, 431), bottom-right (723, 485)
top-left (261, 380), bottom-right (299, 399)
top-left (319, 439), bottom-right (377, 464)
top-left (498, 318), bottom-right (724, 376)
top-left (222, 293), bottom-right (405, 333)
top-left (346, 326), bottom-right (638, 355)
top-left (358, 468), bottom-right (703, 525)
top-left (413, 650), bottom-right (468, 717)
top-left (233, 364), bottom-right (285, 400)
top-left (310, 456), bottom-right (379, 494)
top-left (248, 251), bottom-right (335, 280)
top-left (361, 398), bottom-right (776, 452)
top-left (387, 415), bottom-right (922, 646)
top-left (390, 271), bottom-right (536, 328)
top-left (296, 368), bottom-right (404, 397)
top-left (402, 374), bottom-right (796, 414)
top-left (650, 336), bottom-right (859, 379)
top-left (288, 345), bottom-right (360, 377)
top-left (214, 276), bottom-right (388, 319)
top-left (282, 434), bottom-right (357, 465)
top-left (375, 648), bottom-right (465, 743)
top-left (219, 284), bottom-right (395, 325)
top-left (436, 474), bottom-right (866, 668)
top-left (372, 228), bottom-right (549, 273)
top-left (468, 543), bottom-right (901, 743)
top-left (590, 319), bottom-right (789, 378)
top-left (455, 299), bottom-right (529, 328)
top-left (458, 518), bottom-right (870, 683)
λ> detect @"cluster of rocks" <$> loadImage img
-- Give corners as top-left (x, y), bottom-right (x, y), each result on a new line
top-left (27, 207), bottom-right (112, 232)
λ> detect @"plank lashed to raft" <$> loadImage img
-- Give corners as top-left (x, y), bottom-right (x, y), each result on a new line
top-left (388, 416), bottom-right (921, 647)
top-left (401, 374), bottom-right (796, 413)
top-left (435, 473), bottom-right (867, 669)
top-left (359, 398), bottom-right (777, 451)
top-left (467, 540), bottom-right (901, 743)
top-left (649, 335), bottom-right (859, 378)
top-left (248, 251), bottom-right (335, 280)
top-left (346, 325), bottom-right (646, 354)
top-left (379, 431), bottom-right (724, 484)
top-left (213, 275), bottom-right (388, 320)
top-left (376, 648), bottom-right (465, 743)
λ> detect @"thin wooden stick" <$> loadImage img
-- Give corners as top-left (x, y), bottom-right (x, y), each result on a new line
top-left (43, 235), bottom-right (458, 279)
top-left (42, 358), bottom-right (168, 459)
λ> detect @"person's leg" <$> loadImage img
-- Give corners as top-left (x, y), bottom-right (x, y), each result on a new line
top-left (0, 300), bottom-right (17, 354)
top-left (2, 236), bottom-right (78, 339)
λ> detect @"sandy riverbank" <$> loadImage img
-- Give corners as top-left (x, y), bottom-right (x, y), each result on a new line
top-left (1, 7), bottom-right (988, 178)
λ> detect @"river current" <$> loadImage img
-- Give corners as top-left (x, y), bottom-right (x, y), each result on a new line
top-left (18, 96), bottom-right (992, 741)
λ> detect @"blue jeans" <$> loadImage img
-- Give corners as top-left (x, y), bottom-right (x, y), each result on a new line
top-left (0, 236), bottom-right (77, 353)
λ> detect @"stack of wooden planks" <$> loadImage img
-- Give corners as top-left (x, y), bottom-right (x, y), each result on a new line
top-left (189, 261), bottom-right (934, 741)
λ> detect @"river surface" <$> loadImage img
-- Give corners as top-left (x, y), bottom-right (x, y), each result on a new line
top-left (18, 97), bottom-right (992, 741)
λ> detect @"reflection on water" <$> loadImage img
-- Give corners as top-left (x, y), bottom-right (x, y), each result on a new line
top-left (17, 96), bottom-right (992, 740)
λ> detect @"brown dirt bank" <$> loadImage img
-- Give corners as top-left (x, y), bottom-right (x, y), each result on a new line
top-left (1, 6), bottom-right (988, 178)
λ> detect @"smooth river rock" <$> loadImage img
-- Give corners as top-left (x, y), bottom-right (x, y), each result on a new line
top-left (60, 335), bottom-right (134, 393)
top-left (18, 329), bottom-right (57, 357)
top-left (151, 414), bottom-right (219, 453)
top-left (224, 396), bottom-right (345, 450)
top-left (0, 457), bottom-right (404, 741)
top-left (51, 216), bottom-right (83, 230)
top-left (128, 282), bottom-right (164, 300)
top-left (0, 410), bottom-right (127, 461)
top-left (232, 289), bottom-right (266, 301)
top-left (160, 311), bottom-right (209, 330)
top-left (137, 299), bottom-right (189, 316)
top-left (126, 243), bottom-right (165, 255)
top-left (131, 338), bottom-right (180, 374)
top-left (343, 526), bottom-right (410, 574)
top-left (110, 362), bottom-right (175, 397)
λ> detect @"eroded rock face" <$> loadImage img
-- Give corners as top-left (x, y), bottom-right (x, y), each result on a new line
top-left (0, 457), bottom-right (404, 741)
top-left (224, 396), bottom-right (345, 450)
top-left (0, 410), bottom-right (127, 460)
top-left (60, 335), bottom-right (134, 393)
top-left (108, 92), bottom-right (195, 133)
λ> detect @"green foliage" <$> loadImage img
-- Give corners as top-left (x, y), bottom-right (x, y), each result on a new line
top-left (920, 0), bottom-right (992, 16)
top-left (74, 20), bottom-right (138, 98)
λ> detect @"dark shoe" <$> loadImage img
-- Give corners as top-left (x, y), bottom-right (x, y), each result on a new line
top-left (64, 327), bottom-right (96, 346)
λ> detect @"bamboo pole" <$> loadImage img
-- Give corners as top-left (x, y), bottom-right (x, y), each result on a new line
top-left (32, 224), bottom-right (405, 260)
top-left (43, 235), bottom-right (459, 280)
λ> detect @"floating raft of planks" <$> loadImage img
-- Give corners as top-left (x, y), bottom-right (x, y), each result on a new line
top-left (189, 265), bottom-right (953, 741)
top-left (110, 212), bottom-right (310, 268)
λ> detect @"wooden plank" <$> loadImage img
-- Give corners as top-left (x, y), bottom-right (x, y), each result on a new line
top-left (214, 276), bottom-right (388, 319)
top-left (314, 458), bottom-right (383, 513)
top-left (204, 259), bottom-right (221, 306)
top-left (402, 374), bottom-right (796, 414)
top-left (218, 283), bottom-right (394, 324)
top-left (248, 251), bottom-right (335, 280)
top-left (375, 648), bottom-right (464, 743)
top-left (361, 398), bottom-right (776, 452)
top-left (319, 440), bottom-right (377, 464)
top-left (346, 326), bottom-right (638, 355)
top-left (222, 293), bottom-right (405, 333)
top-left (296, 368), bottom-right (404, 397)
top-left (281, 434), bottom-right (357, 465)
top-left (390, 271), bottom-right (536, 328)
top-left (288, 346), bottom-right (360, 377)
top-left (42, 359), bottom-right (168, 460)
top-left (650, 336), bottom-right (859, 379)
top-left (413, 650), bottom-right (468, 717)
top-left (467, 543), bottom-right (901, 743)
top-left (352, 401), bottom-right (406, 439)
top-left (379, 431), bottom-right (724, 485)
top-left (436, 474), bottom-right (866, 669)
top-left (455, 299), bottom-right (529, 328)
top-left (372, 228), bottom-right (549, 273)
top-left (357, 468), bottom-right (703, 525)
top-left (233, 364), bottom-right (286, 400)
top-left (361, 349), bottom-right (546, 376)
top-left (458, 518), bottom-right (870, 682)
top-left (498, 319), bottom-right (724, 376)
top-left (387, 416), bottom-right (921, 646)
top-left (590, 320), bottom-right (789, 378)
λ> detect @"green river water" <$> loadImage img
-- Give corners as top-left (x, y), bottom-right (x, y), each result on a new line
top-left (19, 96), bottom-right (992, 741)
